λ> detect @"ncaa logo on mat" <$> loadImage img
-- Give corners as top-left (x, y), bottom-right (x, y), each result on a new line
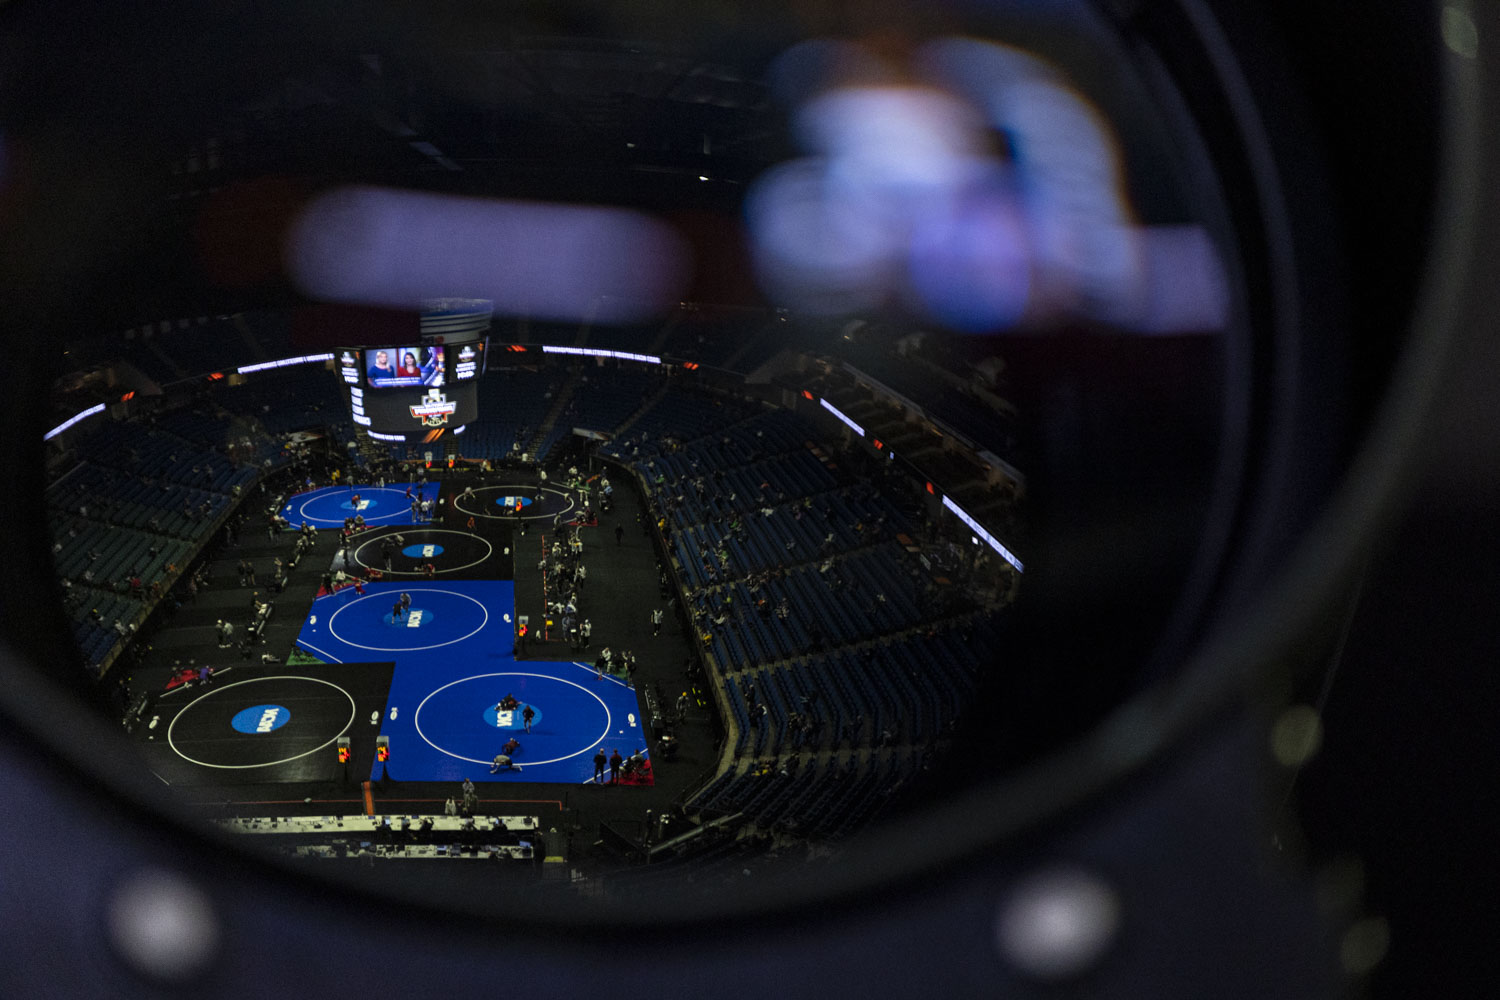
top-left (387, 608), bottom-right (431, 628)
top-left (483, 705), bottom-right (542, 730)
top-left (496, 496), bottom-right (534, 508)
top-left (231, 704), bottom-right (290, 734)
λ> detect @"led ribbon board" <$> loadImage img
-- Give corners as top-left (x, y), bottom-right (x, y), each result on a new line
top-left (44, 403), bottom-right (106, 441)
top-left (237, 353), bottom-right (335, 374)
top-left (818, 398), bottom-right (865, 437)
top-left (941, 495), bottom-right (1023, 573)
top-left (541, 345), bottom-right (661, 365)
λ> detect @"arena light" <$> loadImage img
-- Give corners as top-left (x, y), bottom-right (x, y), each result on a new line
top-left (44, 403), bottom-right (106, 441)
top-left (941, 494), bottom-right (1023, 572)
top-left (818, 398), bottom-right (864, 437)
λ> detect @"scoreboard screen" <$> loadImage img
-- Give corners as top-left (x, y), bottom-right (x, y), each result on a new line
top-left (340, 320), bottom-right (485, 437)
top-left (338, 349), bottom-right (360, 385)
top-left (453, 340), bottom-right (485, 381)
top-left (365, 345), bottom-right (445, 389)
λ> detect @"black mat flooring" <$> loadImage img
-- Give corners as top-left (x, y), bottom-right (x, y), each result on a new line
top-left (135, 661), bottom-right (394, 786)
top-left (118, 460), bottom-right (722, 861)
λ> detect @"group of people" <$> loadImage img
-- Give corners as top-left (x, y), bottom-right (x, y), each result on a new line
top-left (593, 647), bottom-right (639, 686)
top-left (544, 518), bottom-right (593, 645)
top-left (487, 695), bottom-right (534, 773)
top-left (590, 747), bottom-right (647, 784)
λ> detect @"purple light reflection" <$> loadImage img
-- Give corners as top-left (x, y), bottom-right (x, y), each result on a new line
top-left (746, 39), bottom-right (1230, 336)
top-left (745, 158), bottom-right (902, 315)
top-left (286, 186), bottom-right (689, 323)
top-left (905, 177), bottom-right (1032, 332)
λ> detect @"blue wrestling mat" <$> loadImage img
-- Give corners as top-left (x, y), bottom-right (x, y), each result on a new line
top-left (293, 580), bottom-right (648, 784)
top-left (282, 484), bottom-right (435, 529)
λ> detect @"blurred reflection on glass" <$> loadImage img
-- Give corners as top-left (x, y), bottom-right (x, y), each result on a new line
top-left (748, 37), bottom-right (1228, 334)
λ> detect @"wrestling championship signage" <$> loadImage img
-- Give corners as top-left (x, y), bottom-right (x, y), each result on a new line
top-left (410, 388), bottom-right (458, 427)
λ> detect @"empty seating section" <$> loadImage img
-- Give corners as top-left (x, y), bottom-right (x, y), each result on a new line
top-left (688, 747), bottom-right (926, 841)
top-left (513, 321), bottom-right (577, 348)
top-left (220, 366), bottom-right (349, 438)
top-left (607, 395), bottom-right (1006, 840)
top-left (98, 312), bottom-right (294, 385)
top-left (582, 323), bottom-right (657, 355)
top-left (836, 345), bottom-right (1019, 462)
top-left (602, 391), bottom-right (758, 457)
top-left (657, 312), bottom-right (771, 370)
top-left (51, 467), bottom-right (228, 541)
top-left (47, 404), bottom-right (280, 673)
top-left (722, 317), bottom-right (807, 375)
top-left (153, 407), bottom-right (285, 469)
top-left (459, 370), bottom-right (559, 461)
top-left (152, 317), bottom-right (253, 378)
top-left (533, 368), bottom-right (660, 463)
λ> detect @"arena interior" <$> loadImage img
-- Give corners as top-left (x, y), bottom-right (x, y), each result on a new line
top-left (46, 306), bottom-right (1026, 896)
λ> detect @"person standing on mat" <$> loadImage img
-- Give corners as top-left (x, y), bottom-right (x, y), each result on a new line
top-left (609, 749), bottom-right (623, 785)
top-left (593, 749), bottom-right (607, 784)
top-left (392, 599), bottom-right (404, 622)
top-left (400, 592), bottom-right (411, 614)
top-left (522, 704), bottom-right (535, 733)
